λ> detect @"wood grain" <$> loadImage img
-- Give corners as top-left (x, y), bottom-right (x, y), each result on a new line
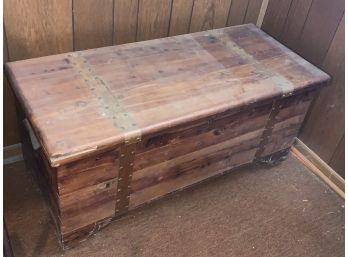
top-left (190, 0), bottom-right (232, 32)
top-left (280, 0), bottom-right (313, 49)
top-left (114, 0), bottom-right (139, 44)
top-left (261, 0), bottom-right (293, 40)
top-left (73, 0), bottom-right (114, 50)
top-left (136, 0), bottom-right (172, 41)
top-left (169, 0), bottom-right (194, 36)
top-left (6, 25), bottom-right (330, 165)
top-left (227, 0), bottom-right (249, 26)
top-left (4, 0), bottom-right (73, 61)
top-left (300, 16), bottom-right (345, 163)
top-left (244, 0), bottom-right (264, 24)
top-left (295, 0), bottom-right (344, 66)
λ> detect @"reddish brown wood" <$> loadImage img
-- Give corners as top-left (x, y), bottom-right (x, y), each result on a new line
top-left (6, 24), bottom-right (329, 247)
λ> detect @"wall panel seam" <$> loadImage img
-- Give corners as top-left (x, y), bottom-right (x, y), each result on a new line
top-left (319, 12), bottom-right (345, 68)
top-left (328, 134), bottom-right (345, 164)
top-left (242, 0), bottom-right (251, 24)
top-left (167, 0), bottom-right (174, 37)
top-left (112, 0), bottom-right (115, 45)
top-left (225, 0), bottom-right (234, 27)
top-left (135, 0), bottom-right (140, 41)
top-left (72, 0), bottom-right (76, 51)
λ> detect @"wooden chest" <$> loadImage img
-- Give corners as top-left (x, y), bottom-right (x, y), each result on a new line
top-left (6, 24), bottom-right (330, 248)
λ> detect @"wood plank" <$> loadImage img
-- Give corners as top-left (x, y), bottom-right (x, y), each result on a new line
top-left (295, 0), bottom-right (344, 66)
top-left (280, 0), bottom-right (313, 49)
top-left (73, 0), bottom-right (114, 50)
top-left (190, 0), bottom-right (232, 32)
top-left (59, 164), bottom-right (118, 195)
top-left (227, 0), bottom-right (249, 26)
top-left (300, 16), bottom-right (344, 163)
top-left (4, 0), bottom-right (73, 61)
top-left (130, 133), bottom-right (261, 208)
top-left (329, 136), bottom-right (345, 178)
top-left (261, 0), bottom-right (293, 40)
top-left (169, 0), bottom-right (194, 36)
top-left (244, 0), bottom-right (264, 25)
top-left (256, 0), bottom-right (269, 27)
top-left (114, 0), bottom-right (139, 44)
top-left (291, 146), bottom-right (344, 199)
top-left (135, 104), bottom-right (270, 170)
top-left (293, 138), bottom-right (344, 191)
top-left (136, 0), bottom-right (172, 41)
top-left (60, 180), bottom-right (117, 233)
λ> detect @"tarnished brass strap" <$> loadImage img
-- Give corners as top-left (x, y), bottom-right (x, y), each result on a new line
top-left (67, 52), bottom-right (140, 134)
top-left (68, 52), bottom-right (141, 215)
top-left (254, 100), bottom-right (282, 161)
top-left (216, 32), bottom-right (295, 96)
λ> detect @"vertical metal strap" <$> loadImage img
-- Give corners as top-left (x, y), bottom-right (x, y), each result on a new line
top-left (254, 100), bottom-right (282, 161)
top-left (68, 52), bottom-right (141, 216)
top-left (115, 141), bottom-right (137, 215)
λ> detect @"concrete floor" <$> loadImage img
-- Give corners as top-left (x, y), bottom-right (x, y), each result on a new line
top-left (4, 155), bottom-right (344, 257)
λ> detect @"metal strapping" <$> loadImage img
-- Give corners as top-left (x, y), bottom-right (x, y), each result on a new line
top-left (211, 31), bottom-right (295, 160)
top-left (68, 52), bottom-right (140, 215)
top-left (254, 100), bottom-right (282, 161)
top-left (216, 32), bottom-right (295, 96)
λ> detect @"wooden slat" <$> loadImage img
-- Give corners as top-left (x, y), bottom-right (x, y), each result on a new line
top-left (244, 0), bottom-right (264, 25)
top-left (114, 0), bottom-right (139, 44)
top-left (73, 0), bottom-right (114, 50)
top-left (136, 0), bottom-right (172, 41)
top-left (291, 146), bottom-right (344, 199)
top-left (295, 0), bottom-right (344, 66)
top-left (130, 133), bottom-right (260, 208)
top-left (293, 138), bottom-right (344, 192)
top-left (135, 103), bottom-right (271, 171)
top-left (190, 0), bottom-right (232, 32)
top-left (261, 0), bottom-right (293, 40)
top-left (169, 0), bottom-right (194, 36)
top-left (300, 16), bottom-right (344, 163)
top-left (329, 136), bottom-right (345, 178)
top-left (4, 0), bottom-right (73, 61)
top-left (227, 0), bottom-right (249, 26)
top-left (280, 0), bottom-right (313, 49)
top-left (256, 0), bottom-right (269, 27)
top-left (60, 180), bottom-right (117, 233)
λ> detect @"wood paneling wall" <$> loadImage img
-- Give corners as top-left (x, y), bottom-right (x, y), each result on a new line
top-left (3, 0), bottom-right (344, 177)
top-left (262, 0), bottom-right (345, 177)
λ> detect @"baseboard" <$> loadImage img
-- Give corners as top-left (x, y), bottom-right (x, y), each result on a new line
top-left (4, 143), bottom-right (23, 165)
top-left (291, 138), bottom-right (344, 199)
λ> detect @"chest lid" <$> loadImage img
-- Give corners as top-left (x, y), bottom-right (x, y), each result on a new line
top-left (6, 24), bottom-right (330, 167)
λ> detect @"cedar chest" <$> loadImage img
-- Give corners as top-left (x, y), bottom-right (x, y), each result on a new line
top-left (6, 24), bottom-right (330, 248)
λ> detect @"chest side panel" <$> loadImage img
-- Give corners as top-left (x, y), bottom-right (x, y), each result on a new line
top-left (129, 102), bottom-right (272, 208)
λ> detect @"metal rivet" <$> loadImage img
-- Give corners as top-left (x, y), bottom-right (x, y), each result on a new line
top-left (130, 163), bottom-right (134, 166)
top-left (117, 189), bottom-right (121, 192)
top-left (120, 154), bottom-right (125, 157)
top-left (120, 166), bottom-right (123, 169)
top-left (116, 199), bottom-right (120, 202)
